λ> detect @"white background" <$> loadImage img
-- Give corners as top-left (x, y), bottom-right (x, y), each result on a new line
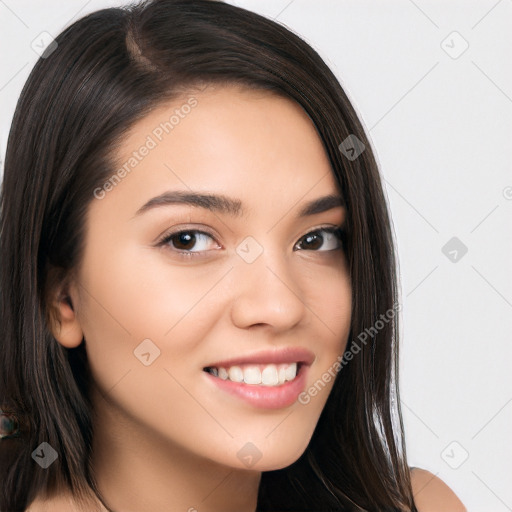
top-left (1, 1), bottom-right (511, 510)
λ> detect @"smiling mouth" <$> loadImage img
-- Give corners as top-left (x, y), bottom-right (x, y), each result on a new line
top-left (203, 362), bottom-right (304, 386)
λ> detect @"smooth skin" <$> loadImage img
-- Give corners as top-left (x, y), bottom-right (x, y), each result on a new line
top-left (28, 85), bottom-right (465, 511)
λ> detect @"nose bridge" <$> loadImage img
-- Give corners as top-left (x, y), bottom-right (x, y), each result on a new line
top-left (229, 238), bottom-right (306, 329)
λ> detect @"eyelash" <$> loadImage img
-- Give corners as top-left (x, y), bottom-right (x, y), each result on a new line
top-left (156, 225), bottom-right (347, 259)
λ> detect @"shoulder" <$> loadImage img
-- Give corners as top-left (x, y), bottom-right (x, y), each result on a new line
top-left (26, 490), bottom-right (101, 512)
top-left (410, 467), bottom-right (467, 512)
top-left (26, 495), bottom-right (74, 512)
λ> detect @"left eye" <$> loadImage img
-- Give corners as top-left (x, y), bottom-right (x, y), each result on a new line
top-left (294, 227), bottom-right (344, 252)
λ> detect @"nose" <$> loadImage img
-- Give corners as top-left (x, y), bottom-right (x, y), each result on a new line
top-left (229, 248), bottom-right (306, 332)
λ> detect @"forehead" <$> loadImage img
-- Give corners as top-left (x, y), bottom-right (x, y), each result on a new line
top-left (98, 84), bottom-right (340, 220)
top-left (115, 83), bottom-right (331, 170)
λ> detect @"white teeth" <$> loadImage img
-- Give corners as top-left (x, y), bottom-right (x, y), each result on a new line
top-left (208, 362), bottom-right (299, 386)
top-left (285, 362), bottom-right (297, 381)
top-left (243, 366), bottom-right (261, 385)
top-left (278, 365), bottom-right (287, 383)
top-left (228, 366), bottom-right (244, 383)
top-left (261, 364), bottom-right (279, 386)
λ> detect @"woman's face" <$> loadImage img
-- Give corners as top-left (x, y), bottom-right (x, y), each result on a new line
top-left (63, 84), bottom-right (352, 471)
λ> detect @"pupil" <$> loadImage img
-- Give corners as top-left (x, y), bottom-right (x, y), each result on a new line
top-left (304, 233), bottom-right (322, 250)
top-left (174, 232), bottom-right (195, 250)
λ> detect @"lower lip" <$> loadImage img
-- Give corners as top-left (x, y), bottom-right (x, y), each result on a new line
top-left (203, 364), bottom-right (309, 410)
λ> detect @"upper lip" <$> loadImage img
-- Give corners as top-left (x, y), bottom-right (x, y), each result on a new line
top-left (204, 346), bottom-right (315, 369)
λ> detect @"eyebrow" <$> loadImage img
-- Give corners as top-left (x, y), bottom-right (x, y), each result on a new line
top-left (132, 190), bottom-right (344, 218)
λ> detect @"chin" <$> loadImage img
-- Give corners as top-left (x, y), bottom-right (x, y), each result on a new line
top-left (229, 437), bottom-right (311, 473)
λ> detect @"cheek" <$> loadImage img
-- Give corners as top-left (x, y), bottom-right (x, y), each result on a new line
top-left (300, 264), bottom-right (352, 397)
top-left (76, 249), bottom-right (233, 445)
top-left (77, 244), bottom-right (232, 388)
top-left (300, 258), bottom-right (352, 344)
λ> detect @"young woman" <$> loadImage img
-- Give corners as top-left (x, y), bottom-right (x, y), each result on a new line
top-left (0, 1), bottom-right (466, 510)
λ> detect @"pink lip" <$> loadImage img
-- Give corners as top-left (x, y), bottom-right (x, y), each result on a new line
top-left (204, 346), bottom-right (315, 369)
top-left (203, 362), bottom-right (310, 409)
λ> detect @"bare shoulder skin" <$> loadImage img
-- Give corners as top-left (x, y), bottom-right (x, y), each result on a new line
top-left (411, 468), bottom-right (467, 512)
top-left (26, 494), bottom-right (78, 512)
top-left (25, 490), bottom-right (102, 512)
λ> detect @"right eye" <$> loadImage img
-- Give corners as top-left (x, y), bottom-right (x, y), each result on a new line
top-left (157, 229), bottom-right (221, 256)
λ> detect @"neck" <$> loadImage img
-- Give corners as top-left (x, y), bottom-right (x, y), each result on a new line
top-left (87, 385), bottom-right (261, 512)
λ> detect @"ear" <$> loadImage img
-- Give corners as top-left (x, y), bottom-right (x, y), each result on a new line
top-left (47, 275), bottom-right (84, 349)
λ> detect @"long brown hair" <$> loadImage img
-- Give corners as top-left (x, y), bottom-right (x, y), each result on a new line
top-left (0, 1), bottom-right (416, 510)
